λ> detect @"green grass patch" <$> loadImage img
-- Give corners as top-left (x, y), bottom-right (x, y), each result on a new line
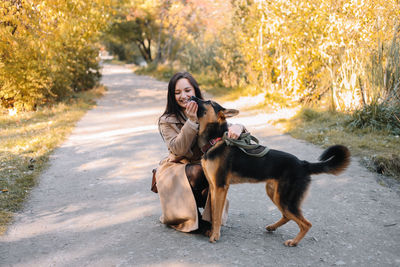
top-left (280, 107), bottom-right (400, 180)
top-left (134, 63), bottom-right (176, 82)
top-left (0, 86), bottom-right (105, 234)
top-left (347, 101), bottom-right (400, 135)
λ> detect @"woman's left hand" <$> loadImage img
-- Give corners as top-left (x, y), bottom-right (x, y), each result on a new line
top-left (185, 101), bottom-right (198, 122)
top-left (228, 124), bottom-right (243, 139)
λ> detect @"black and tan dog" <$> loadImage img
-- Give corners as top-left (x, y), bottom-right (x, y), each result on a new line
top-left (190, 96), bottom-right (350, 246)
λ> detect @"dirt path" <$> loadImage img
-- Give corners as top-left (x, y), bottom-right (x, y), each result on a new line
top-left (1, 64), bottom-right (399, 266)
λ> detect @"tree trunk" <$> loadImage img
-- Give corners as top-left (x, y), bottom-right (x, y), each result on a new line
top-left (259, 12), bottom-right (266, 88)
top-left (145, 38), bottom-right (152, 62)
top-left (155, 6), bottom-right (166, 65)
top-left (358, 76), bottom-right (367, 107)
top-left (136, 40), bottom-right (152, 63)
top-left (328, 65), bottom-right (339, 110)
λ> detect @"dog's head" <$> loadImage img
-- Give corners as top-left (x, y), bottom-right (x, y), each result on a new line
top-left (189, 96), bottom-right (239, 147)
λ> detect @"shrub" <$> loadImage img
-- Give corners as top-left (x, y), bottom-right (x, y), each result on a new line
top-left (347, 101), bottom-right (400, 135)
top-left (0, 0), bottom-right (112, 111)
top-left (297, 108), bottom-right (323, 122)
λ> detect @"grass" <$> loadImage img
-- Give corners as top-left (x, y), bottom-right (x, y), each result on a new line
top-left (277, 107), bottom-right (400, 180)
top-left (0, 86), bottom-right (105, 234)
top-left (134, 63), bottom-right (176, 82)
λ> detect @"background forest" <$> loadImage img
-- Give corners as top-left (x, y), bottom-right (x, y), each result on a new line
top-left (105, 0), bottom-right (400, 114)
top-left (1, 0), bottom-right (399, 114)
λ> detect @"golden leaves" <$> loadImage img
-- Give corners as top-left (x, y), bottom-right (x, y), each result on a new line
top-left (0, 0), bottom-right (114, 111)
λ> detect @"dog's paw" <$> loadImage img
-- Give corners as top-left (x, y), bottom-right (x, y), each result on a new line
top-left (265, 225), bottom-right (277, 232)
top-left (209, 232), bottom-right (220, 243)
top-left (284, 239), bottom-right (298, 247)
top-left (204, 229), bottom-right (212, 237)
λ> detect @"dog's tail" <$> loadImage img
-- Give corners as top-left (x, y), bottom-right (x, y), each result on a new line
top-left (307, 145), bottom-right (351, 175)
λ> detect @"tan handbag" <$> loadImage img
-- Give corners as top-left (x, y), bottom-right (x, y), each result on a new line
top-left (151, 168), bottom-right (158, 193)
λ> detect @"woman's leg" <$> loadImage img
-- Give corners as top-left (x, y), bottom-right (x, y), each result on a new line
top-left (185, 163), bottom-right (211, 233)
top-left (185, 163), bottom-right (209, 208)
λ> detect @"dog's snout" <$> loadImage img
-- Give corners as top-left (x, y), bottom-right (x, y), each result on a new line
top-left (189, 96), bottom-right (198, 103)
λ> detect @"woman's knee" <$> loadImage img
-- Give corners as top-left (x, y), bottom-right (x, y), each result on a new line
top-left (185, 164), bottom-right (208, 190)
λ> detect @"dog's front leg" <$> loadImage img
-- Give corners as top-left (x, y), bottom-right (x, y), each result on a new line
top-left (209, 183), bottom-right (229, 243)
top-left (201, 159), bottom-right (229, 243)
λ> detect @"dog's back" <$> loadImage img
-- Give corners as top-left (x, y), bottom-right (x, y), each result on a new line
top-left (206, 144), bottom-right (350, 185)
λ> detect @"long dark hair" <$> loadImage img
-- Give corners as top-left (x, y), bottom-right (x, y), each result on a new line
top-left (160, 72), bottom-right (204, 123)
top-left (158, 72), bottom-right (204, 139)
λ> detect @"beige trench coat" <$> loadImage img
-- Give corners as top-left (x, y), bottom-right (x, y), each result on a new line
top-left (156, 113), bottom-right (228, 232)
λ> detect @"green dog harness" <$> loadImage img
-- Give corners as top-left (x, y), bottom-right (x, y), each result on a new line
top-left (222, 131), bottom-right (269, 157)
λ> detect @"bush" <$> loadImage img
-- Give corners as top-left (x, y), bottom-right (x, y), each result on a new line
top-left (347, 101), bottom-right (400, 135)
top-left (0, 0), bottom-right (112, 111)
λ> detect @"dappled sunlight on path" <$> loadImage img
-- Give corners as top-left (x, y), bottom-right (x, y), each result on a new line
top-left (228, 106), bottom-right (300, 129)
top-left (222, 93), bottom-right (266, 109)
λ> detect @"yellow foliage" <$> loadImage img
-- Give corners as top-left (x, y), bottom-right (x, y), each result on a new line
top-left (221, 0), bottom-right (400, 110)
top-left (0, 0), bottom-right (115, 111)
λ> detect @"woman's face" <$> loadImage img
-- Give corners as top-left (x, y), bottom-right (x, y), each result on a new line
top-left (175, 78), bottom-right (196, 109)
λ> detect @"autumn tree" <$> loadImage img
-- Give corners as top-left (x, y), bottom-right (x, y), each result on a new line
top-left (105, 0), bottom-right (231, 70)
top-left (0, 0), bottom-right (115, 111)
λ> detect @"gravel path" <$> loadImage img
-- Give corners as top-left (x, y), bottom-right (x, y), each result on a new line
top-left (1, 64), bottom-right (399, 266)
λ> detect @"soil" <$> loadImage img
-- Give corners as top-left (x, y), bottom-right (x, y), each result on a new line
top-left (1, 64), bottom-right (399, 266)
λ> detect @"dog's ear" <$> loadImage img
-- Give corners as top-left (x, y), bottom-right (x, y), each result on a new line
top-left (217, 111), bottom-right (226, 123)
top-left (222, 108), bottom-right (239, 118)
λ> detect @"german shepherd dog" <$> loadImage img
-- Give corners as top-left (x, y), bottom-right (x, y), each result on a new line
top-left (190, 96), bottom-right (350, 246)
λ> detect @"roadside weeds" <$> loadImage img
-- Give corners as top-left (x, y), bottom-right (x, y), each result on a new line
top-left (274, 108), bottom-right (400, 183)
top-left (0, 86), bottom-right (105, 234)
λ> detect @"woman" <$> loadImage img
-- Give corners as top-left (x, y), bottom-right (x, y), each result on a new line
top-left (156, 72), bottom-right (244, 233)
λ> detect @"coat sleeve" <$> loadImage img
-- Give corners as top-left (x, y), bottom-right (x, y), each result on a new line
top-left (159, 120), bottom-right (198, 157)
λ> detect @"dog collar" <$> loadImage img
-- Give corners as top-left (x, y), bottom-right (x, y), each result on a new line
top-left (201, 137), bottom-right (222, 153)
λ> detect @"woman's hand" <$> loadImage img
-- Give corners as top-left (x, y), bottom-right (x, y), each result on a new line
top-left (185, 101), bottom-right (198, 122)
top-left (228, 124), bottom-right (243, 139)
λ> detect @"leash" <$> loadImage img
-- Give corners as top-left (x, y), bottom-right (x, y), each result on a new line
top-left (222, 132), bottom-right (269, 157)
top-left (201, 132), bottom-right (269, 157)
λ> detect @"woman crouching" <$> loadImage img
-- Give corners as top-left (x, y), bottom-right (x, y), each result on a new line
top-left (156, 72), bottom-right (244, 233)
